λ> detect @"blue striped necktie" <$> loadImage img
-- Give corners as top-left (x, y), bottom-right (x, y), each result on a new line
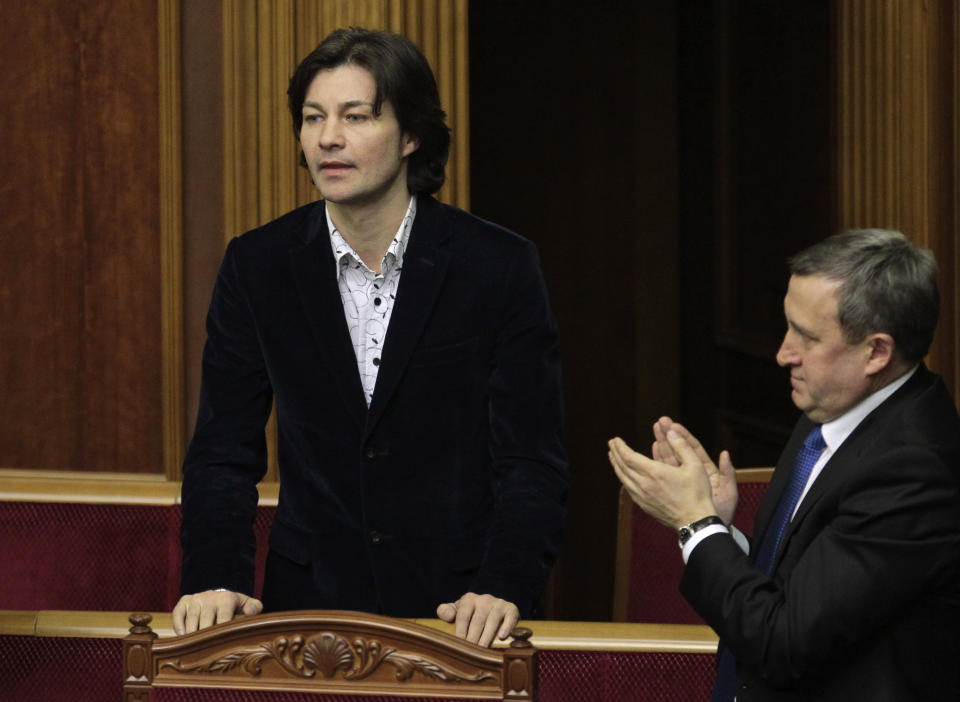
top-left (710, 424), bottom-right (825, 702)
top-left (753, 425), bottom-right (825, 575)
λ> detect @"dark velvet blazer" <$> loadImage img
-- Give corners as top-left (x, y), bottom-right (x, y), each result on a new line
top-left (179, 195), bottom-right (568, 618)
top-left (681, 365), bottom-right (960, 701)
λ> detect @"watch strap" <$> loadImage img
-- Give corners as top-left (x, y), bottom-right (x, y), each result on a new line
top-left (678, 515), bottom-right (725, 546)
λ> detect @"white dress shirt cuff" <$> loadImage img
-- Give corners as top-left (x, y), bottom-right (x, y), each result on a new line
top-left (680, 524), bottom-right (730, 563)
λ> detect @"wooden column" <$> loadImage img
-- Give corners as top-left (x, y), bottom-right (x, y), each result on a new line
top-left (160, 0), bottom-right (186, 480)
top-left (834, 0), bottom-right (959, 399)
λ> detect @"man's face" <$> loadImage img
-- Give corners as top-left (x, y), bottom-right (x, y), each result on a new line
top-left (775, 275), bottom-right (876, 423)
top-left (299, 64), bottom-right (419, 209)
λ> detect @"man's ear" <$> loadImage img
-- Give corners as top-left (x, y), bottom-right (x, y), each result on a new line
top-left (401, 133), bottom-right (420, 158)
top-left (864, 333), bottom-right (895, 375)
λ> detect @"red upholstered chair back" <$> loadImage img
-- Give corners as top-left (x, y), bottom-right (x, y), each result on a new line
top-left (0, 501), bottom-right (276, 611)
top-left (613, 468), bottom-right (772, 623)
top-left (537, 649), bottom-right (715, 701)
top-left (1, 634), bottom-right (123, 702)
top-left (122, 610), bottom-right (536, 701)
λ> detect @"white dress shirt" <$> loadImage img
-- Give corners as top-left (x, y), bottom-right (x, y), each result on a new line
top-left (327, 196), bottom-right (417, 405)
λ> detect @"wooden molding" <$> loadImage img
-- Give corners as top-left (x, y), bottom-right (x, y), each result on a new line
top-left (953, 3), bottom-right (960, 400)
top-left (834, 0), bottom-right (959, 398)
top-left (223, 0), bottom-right (260, 244)
top-left (835, 0), bottom-right (929, 237)
top-left (160, 0), bottom-right (186, 480)
top-left (2, 610), bottom-right (717, 653)
top-left (0, 469), bottom-right (279, 506)
top-left (612, 487), bottom-right (634, 622)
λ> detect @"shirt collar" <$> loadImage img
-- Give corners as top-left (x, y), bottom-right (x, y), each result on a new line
top-left (821, 365), bottom-right (918, 452)
top-left (327, 195), bottom-right (417, 275)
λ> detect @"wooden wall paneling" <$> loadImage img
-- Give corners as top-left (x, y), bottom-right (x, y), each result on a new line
top-left (0, 0), bottom-right (165, 474)
top-left (221, 0), bottom-right (471, 481)
top-left (159, 0), bottom-right (186, 479)
top-left (835, 0), bottom-right (959, 400)
top-left (181, 1), bottom-right (226, 448)
top-left (451, 3), bottom-right (470, 207)
top-left (953, 3), bottom-right (960, 401)
top-left (260, 1), bottom-right (298, 484)
top-left (927, 0), bottom-right (959, 402)
top-left (469, 2), bottom-right (680, 620)
top-left (686, 4), bottom-right (832, 463)
top-left (257, 0), bottom-right (299, 221)
top-left (223, 0), bottom-right (262, 244)
top-left (835, 0), bottom-right (928, 238)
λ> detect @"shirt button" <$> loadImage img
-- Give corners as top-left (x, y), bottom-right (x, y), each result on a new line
top-left (372, 357), bottom-right (380, 366)
top-left (374, 297), bottom-right (382, 306)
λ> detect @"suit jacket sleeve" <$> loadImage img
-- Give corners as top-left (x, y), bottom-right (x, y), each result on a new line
top-left (680, 387), bottom-right (960, 688)
top-left (471, 237), bottom-right (568, 613)
top-left (179, 236), bottom-right (272, 596)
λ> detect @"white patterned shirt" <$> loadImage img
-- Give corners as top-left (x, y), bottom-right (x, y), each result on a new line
top-left (326, 196), bottom-right (416, 405)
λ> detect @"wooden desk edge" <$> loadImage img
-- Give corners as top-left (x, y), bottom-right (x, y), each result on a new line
top-left (0, 611), bottom-right (717, 653)
top-left (0, 469), bottom-right (279, 506)
top-left (0, 468), bottom-right (771, 504)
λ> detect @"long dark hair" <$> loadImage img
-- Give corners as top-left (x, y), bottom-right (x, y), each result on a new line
top-left (288, 27), bottom-right (451, 195)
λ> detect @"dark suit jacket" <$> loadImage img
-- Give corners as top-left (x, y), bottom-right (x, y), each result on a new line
top-left (179, 195), bottom-right (568, 617)
top-left (681, 365), bottom-right (960, 701)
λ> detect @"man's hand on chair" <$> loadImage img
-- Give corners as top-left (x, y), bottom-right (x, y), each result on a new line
top-left (436, 592), bottom-right (520, 647)
top-left (172, 589), bottom-right (263, 635)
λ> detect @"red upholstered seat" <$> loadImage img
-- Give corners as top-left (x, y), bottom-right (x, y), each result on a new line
top-left (0, 635), bottom-right (122, 702)
top-left (0, 501), bottom-right (276, 611)
top-left (614, 468), bottom-right (772, 623)
top-left (538, 649), bottom-right (714, 701)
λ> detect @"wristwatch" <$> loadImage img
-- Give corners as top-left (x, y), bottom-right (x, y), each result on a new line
top-left (677, 515), bottom-right (725, 546)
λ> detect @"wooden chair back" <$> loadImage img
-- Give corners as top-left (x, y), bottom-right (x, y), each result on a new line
top-left (123, 609), bottom-right (537, 701)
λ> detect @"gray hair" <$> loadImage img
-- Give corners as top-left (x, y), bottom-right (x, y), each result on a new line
top-left (788, 229), bottom-right (939, 363)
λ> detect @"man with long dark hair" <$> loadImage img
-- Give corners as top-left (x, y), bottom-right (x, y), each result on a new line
top-left (174, 28), bottom-right (567, 647)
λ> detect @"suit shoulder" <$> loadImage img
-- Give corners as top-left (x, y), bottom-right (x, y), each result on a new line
top-left (430, 199), bottom-right (537, 255)
top-left (232, 201), bottom-right (324, 254)
top-left (885, 367), bottom-right (960, 433)
top-left (852, 368), bottom-right (960, 474)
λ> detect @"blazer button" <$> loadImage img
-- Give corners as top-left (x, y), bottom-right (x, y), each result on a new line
top-left (363, 447), bottom-right (377, 461)
top-left (370, 531), bottom-right (383, 545)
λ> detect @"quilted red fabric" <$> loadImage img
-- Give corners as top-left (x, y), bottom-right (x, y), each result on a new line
top-left (538, 649), bottom-right (715, 701)
top-left (625, 481), bottom-right (768, 623)
top-left (0, 502), bottom-right (276, 610)
top-left (0, 635), bottom-right (122, 702)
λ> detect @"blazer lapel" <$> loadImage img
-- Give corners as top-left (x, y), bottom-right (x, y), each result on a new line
top-left (365, 197), bottom-right (453, 434)
top-left (288, 203), bottom-right (367, 430)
